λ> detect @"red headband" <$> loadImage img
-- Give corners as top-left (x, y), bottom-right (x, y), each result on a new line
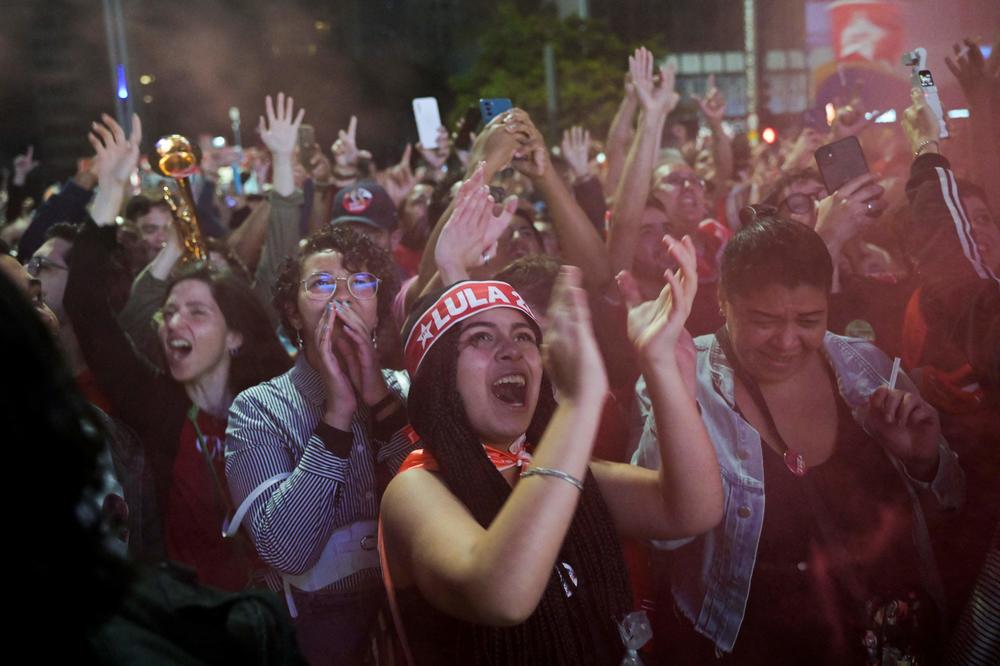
top-left (404, 281), bottom-right (535, 376)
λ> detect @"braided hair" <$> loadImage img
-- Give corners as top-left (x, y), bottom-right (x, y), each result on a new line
top-left (406, 322), bottom-right (634, 664)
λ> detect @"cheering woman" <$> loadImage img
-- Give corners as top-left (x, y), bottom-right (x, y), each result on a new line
top-left (378, 178), bottom-right (722, 664)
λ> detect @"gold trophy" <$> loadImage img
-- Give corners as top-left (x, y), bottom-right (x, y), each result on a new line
top-left (155, 134), bottom-right (207, 263)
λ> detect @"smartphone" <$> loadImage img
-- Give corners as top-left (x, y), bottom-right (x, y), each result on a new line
top-left (412, 97), bottom-right (442, 148)
top-left (297, 124), bottom-right (318, 169)
top-left (479, 98), bottom-right (512, 125)
top-left (814, 136), bottom-right (869, 194)
top-left (902, 47), bottom-right (949, 139)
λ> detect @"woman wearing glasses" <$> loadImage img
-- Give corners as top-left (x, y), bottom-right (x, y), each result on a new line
top-left (224, 225), bottom-right (412, 665)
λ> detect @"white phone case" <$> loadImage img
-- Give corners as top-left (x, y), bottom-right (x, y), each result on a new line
top-left (412, 97), bottom-right (442, 148)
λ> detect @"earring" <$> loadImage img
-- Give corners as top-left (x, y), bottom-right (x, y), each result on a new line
top-left (295, 328), bottom-right (304, 351)
top-left (229, 346), bottom-right (241, 357)
top-left (371, 329), bottom-right (378, 351)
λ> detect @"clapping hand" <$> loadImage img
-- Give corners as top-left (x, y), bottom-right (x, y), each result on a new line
top-left (315, 302), bottom-right (358, 429)
top-left (616, 234), bottom-right (698, 364)
top-left (258, 92), bottom-right (304, 157)
top-left (542, 266), bottom-right (608, 402)
top-left (332, 300), bottom-right (391, 408)
top-left (434, 162), bottom-right (518, 283)
top-left (629, 47), bottom-right (679, 116)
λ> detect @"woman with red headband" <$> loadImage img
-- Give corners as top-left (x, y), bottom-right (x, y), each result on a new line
top-left (378, 176), bottom-right (723, 664)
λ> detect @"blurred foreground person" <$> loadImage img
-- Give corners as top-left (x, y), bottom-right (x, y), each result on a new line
top-left (1, 270), bottom-right (303, 665)
top-left (635, 216), bottom-right (964, 664)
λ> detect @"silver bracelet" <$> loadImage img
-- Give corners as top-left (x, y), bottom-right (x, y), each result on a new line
top-left (914, 139), bottom-right (939, 157)
top-left (520, 466), bottom-right (584, 492)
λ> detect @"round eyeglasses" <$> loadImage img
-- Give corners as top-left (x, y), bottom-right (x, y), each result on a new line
top-left (301, 272), bottom-right (381, 300)
top-left (779, 192), bottom-right (820, 215)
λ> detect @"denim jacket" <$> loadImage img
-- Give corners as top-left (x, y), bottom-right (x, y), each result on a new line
top-left (633, 332), bottom-right (965, 654)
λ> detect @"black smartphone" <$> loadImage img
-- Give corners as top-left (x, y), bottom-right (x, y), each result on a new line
top-left (814, 136), bottom-right (869, 194)
top-left (298, 124), bottom-right (318, 169)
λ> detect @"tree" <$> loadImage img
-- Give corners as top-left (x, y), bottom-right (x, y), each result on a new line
top-left (448, 3), bottom-right (666, 141)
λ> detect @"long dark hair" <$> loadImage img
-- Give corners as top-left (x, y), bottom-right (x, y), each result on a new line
top-left (166, 264), bottom-right (291, 394)
top-left (406, 324), bottom-right (633, 663)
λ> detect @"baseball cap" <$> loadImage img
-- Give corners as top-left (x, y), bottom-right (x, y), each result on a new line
top-left (331, 181), bottom-right (398, 233)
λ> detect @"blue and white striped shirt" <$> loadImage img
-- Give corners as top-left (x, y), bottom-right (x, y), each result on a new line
top-left (225, 354), bottom-right (412, 594)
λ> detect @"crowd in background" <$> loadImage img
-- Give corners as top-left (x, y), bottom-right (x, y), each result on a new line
top-left (2, 36), bottom-right (998, 666)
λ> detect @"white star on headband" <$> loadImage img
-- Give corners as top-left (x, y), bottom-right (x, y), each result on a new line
top-left (416, 322), bottom-right (433, 349)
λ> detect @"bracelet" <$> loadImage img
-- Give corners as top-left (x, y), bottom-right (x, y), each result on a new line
top-left (519, 466), bottom-right (584, 492)
top-left (914, 140), bottom-right (939, 157)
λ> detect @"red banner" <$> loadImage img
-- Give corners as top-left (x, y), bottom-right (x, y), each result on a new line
top-left (829, 0), bottom-right (904, 65)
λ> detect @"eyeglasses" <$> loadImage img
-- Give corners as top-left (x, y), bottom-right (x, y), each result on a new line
top-left (779, 192), bottom-right (820, 215)
top-left (301, 272), bottom-right (381, 300)
top-left (26, 255), bottom-right (68, 277)
top-left (661, 174), bottom-right (706, 190)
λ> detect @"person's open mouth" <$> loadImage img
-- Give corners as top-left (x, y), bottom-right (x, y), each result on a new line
top-left (492, 373), bottom-right (527, 406)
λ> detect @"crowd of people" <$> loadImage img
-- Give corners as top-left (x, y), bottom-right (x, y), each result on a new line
top-left (3, 38), bottom-right (999, 665)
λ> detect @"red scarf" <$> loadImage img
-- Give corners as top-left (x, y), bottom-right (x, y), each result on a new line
top-left (397, 427), bottom-right (532, 474)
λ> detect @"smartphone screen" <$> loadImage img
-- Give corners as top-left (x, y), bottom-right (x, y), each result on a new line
top-left (479, 98), bottom-right (512, 125)
top-left (814, 136), bottom-right (869, 194)
top-left (412, 97), bottom-right (442, 148)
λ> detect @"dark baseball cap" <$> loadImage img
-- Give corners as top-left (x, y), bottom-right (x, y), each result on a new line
top-left (331, 181), bottom-right (398, 233)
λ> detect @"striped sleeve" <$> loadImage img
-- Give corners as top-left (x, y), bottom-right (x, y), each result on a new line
top-left (944, 527), bottom-right (1000, 665)
top-left (225, 389), bottom-right (350, 576)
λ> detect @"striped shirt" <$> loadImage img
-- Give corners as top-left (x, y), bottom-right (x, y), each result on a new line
top-left (225, 354), bottom-right (412, 594)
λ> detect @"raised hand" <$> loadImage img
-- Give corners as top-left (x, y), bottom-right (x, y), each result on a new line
top-left (507, 112), bottom-right (549, 179)
top-left (560, 126), bottom-right (591, 180)
top-left (814, 173), bottom-right (886, 247)
top-left (616, 234), bottom-right (698, 364)
top-left (901, 87), bottom-right (941, 153)
top-left (692, 74), bottom-right (726, 126)
top-left (315, 302), bottom-right (358, 429)
top-left (379, 144), bottom-right (417, 206)
top-left (332, 115), bottom-right (373, 171)
top-left (783, 127), bottom-right (826, 172)
top-left (434, 163), bottom-right (518, 283)
top-left (309, 149), bottom-right (334, 186)
top-left (13, 145), bottom-right (40, 186)
top-left (88, 113), bottom-right (143, 187)
top-left (945, 37), bottom-right (998, 107)
top-left (865, 386), bottom-right (941, 479)
top-left (466, 109), bottom-right (532, 181)
top-left (629, 47), bottom-right (679, 116)
top-left (542, 265), bottom-right (608, 402)
top-left (830, 98), bottom-right (874, 140)
top-left (417, 126), bottom-right (451, 170)
top-left (258, 92), bottom-right (304, 157)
